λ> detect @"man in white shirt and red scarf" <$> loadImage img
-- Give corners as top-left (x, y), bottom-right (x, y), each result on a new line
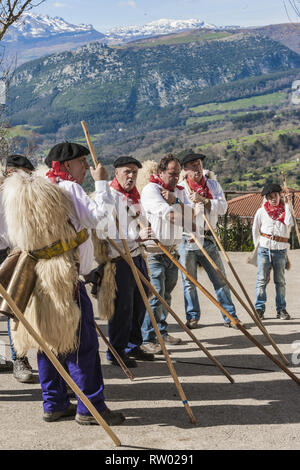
top-left (253, 183), bottom-right (293, 320)
top-left (141, 154), bottom-right (194, 354)
top-left (178, 152), bottom-right (241, 329)
top-left (104, 156), bottom-right (154, 367)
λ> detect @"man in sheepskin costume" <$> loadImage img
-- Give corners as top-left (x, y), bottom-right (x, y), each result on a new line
top-left (3, 142), bottom-right (125, 426)
top-left (253, 183), bottom-right (293, 320)
top-left (100, 155), bottom-right (154, 367)
top-left (140, 154), bottom-right (194, 354)
top-left (178, 152), bottom-right (240, 329)
top-left (0, 154), bottom-right (34, 382)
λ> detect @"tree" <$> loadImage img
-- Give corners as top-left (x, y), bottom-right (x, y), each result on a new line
top-left (0, 0), bottom-right (46, 41)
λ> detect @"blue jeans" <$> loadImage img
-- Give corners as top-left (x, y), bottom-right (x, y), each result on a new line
top-left (255, 247), bottom-right (287, 313)
top-left (7, 319), bottom-right (17, 361)
top-left (142, 253), bottom-right (178, 343)
top-left (178, 237), bottom-right (237, 323)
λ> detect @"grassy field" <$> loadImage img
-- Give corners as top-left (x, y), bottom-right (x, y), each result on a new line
top-left (190, 91), bottom-right (287, 115)
top-left (118, 31), bottom-right (233, 49)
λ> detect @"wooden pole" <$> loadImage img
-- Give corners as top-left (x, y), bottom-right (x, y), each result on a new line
top-left (81, 120), bottom-right (196, 423)
top-left (281, 171), bottom-right (300, 246)
top-left (189, 232), bottom-right (289, 365)
top-left (137, 222), bottom-right (300, 385)
top-left (116, 225), bottom-right (197, 424)
top-left (81, 121), bottom-right (99, 168)
top-left (94, 321), bottom-right (135, 381)
top-left (0, 282), bottom-right (121, 446)
top-left (107, 236), bottom-right (234, 384)
top-left (202, 213), bottom-right (272, 327)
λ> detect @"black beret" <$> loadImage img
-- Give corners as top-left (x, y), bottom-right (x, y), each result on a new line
top-left (180, 152), bottom-right (207, 167)
top-left (261, 183), bottom-right (282, 196)
top-left (113, 156), bottom-right (142, 169)
top-left (7, 154), bottom-right (34, 171)
top-left (45, 142), bottom-right (90, 167)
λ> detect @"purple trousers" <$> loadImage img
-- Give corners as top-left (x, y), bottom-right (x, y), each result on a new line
top-left (37, 282), bottom-right (107, 416)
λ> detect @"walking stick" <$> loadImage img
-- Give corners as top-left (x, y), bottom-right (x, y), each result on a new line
top-left (81, 121), bottom-right (197, 424)
top-left (202, 213), bottom-right (274, 329)
top-left (189, 232), bottom-right (289, 365)
top-left (0, 282), bottom-right (121, 447)
top-left (137, 223), bottom-right (300, 385)
top-left (94, 321), bottom-right (135, 381)
top-left (281, 171), bottom-right (300, 246)
top-left (107, 236), bottom-right (234, 384)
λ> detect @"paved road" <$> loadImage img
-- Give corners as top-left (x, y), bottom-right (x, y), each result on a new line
top-left (1, 252), bottom-right (300, 450)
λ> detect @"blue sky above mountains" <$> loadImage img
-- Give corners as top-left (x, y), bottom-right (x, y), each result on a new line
top-left (35, 0), bottom-right (297, 32)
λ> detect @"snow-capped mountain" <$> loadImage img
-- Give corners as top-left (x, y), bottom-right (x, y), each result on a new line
top-left (105, 18), bottom-right (218, 43)
top-left (3, 12), bottom-right (102, 42)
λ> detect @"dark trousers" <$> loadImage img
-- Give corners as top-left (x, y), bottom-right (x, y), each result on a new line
top-left (107, 254), bottom-right (149, 360)
top-left (37, 282), bottom-right (107, 415)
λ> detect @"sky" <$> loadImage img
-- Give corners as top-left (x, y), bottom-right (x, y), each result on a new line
top-left (34, 0), bottom-right (300, 32)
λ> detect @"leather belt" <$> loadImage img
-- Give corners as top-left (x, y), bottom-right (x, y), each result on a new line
top-left (30, 229), bottom-right (89, 260)
top-left (261, 233), bottom-right (289, 243)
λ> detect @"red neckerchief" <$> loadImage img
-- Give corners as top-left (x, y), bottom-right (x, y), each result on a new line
top-left (149, 174), bottom-right (184, 192)
top-left (187, 176), bottom-right (213, 199)
top-left (264, 201), bottom-right (285, 224)
top-left (110, 176), bottom-right (141, 205)
top-left (46, 161), bottom-right (76, 184)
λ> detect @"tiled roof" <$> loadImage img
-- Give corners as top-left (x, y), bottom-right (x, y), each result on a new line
top-left (227, 191), bottom-right (300, 219)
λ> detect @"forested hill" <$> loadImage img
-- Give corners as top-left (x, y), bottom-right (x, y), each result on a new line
top-left (7, 31), bottom-right (300, 135)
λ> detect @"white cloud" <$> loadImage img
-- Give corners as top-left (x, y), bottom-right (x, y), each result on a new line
top-left (53, 2), bottom-right (67, 7)
top-left (118, 1), bottom-right (137, 7)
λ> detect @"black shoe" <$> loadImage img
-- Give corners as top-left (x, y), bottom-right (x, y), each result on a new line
top-left (276, 309), bottom-right (291, 320)
top-left (108, 354), bottom-right (137, 368)
top-left (0, 359), bottom-right (13, 372)
top-left (128, 348), bottom-right (155, 361)
top-left (13, 357), bottom-right (34, 383)
top-left (76, 408), bottom-right (126, 426)
top-left (43, 403), bottom-right (77, 422)
top-left (256, 309), bottom-right (264, 320)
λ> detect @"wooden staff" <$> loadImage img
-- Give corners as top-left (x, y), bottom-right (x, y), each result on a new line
top-left (0, 282), bottom-right (121, 447)
top-left (81, 121), bottom-right (196, 424)
top-left (94, 321), bottom-right (135, 381)
top-left (81, 121), bottom-right (98, 168)
top-left (189, 232), bottom-right (289, 365)
top-left (281, 171), bottom-right (300, 245)
top-left (107, 236), bottom-right (234, 384)
top-left (116, 224), bottom-right (196, 424)
top-left (137, 222), bottom-right (300, 385)
top-left (202, 213), bottom-right (270, 328)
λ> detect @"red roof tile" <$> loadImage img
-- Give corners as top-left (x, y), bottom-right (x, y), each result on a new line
top-left (227, 191), bottom-right (300, 219)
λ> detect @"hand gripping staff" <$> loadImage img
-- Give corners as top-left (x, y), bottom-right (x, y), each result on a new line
top-left (81, 121), bottom-right (196, 424)
top-left (0, 281), bottom-right (121, 447)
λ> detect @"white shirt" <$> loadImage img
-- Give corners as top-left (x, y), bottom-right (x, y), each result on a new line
top-left (181, 175), bottom-right (227, 251)
top-left (58, 180), bottom-right (114, 275)
top-left (141, 182), bottom-right (193, 251)
top-left (96, 186), bottom-right (142, 259)
top-left (252, 202), bottom-right (293, 250)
